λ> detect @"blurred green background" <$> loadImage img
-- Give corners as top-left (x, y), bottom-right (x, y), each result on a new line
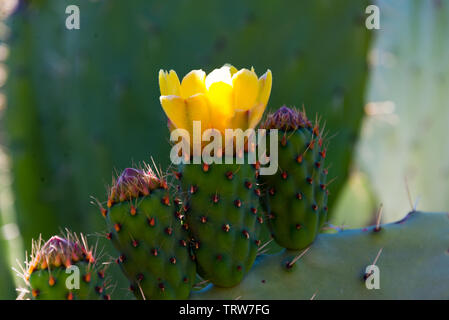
top-left (0, 0), bottom-right (447, 299)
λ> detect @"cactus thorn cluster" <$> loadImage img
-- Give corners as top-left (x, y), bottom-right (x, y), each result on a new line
top-left (15, 231), bottom-right (109, 300)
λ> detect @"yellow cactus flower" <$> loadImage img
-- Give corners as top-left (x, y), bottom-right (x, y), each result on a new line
top-left (158, 64), bottom-right (272, 139)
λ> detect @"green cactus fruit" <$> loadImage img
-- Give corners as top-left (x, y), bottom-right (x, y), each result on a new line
top-left (178, 160), bottom-right (264, 288)
top-left (103, 166), bottom-right (196, 300)
top-left (17, 233), bottom-right (109, 300)
top-left (258, 106), bottom-right (329, 250)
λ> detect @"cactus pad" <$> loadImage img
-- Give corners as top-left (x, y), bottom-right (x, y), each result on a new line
top-left (104, 167), bottom-right (196, 299)
top-left (179, 161), bottom-right (265, 287)
top-left (259, 106), bottom-right (329, 250)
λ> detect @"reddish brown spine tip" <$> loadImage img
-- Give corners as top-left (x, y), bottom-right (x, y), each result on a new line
top-left (225, 171), bottom-right (233, 180)
top-left (296, 224), bottom-right (302, 230)
top-left (245, 181), bottom-right (253, 189)
top-left (130, 206), bottom-right (137, 216)
top-left (165, 227), bottom-right (173, 236)
top-left (281, 136), bottom-right (287, 146)
top-left (281, 171), bottom-right (288, 179)
top-left (202, 163), bottom-right (209, 172)
top-left (132, 240), bottom-right (139, 248)
top-left (253, 161), bottom-right (261, 170)
top-left (222, 224), bottom-right (230, 232)
top-left (151, 248), bottom-right (158, 256)
top-left (101, 208), bottom-right (108, 217)
top-left (161, 195), bottom-right (170, 206)
top-left (189, 185), bottom-right (197, 195)
top-left (212, 194), bottom-right (220, 203)
top-left (200, 216), bottom-right (207, 224)
top-left (320, 149), bottom-right (327, 159)
top-left (148, 217), bottom-right (155, 227)
top-left (67, 292), bottom-right (74, 300)
top-left (173, 171), bottom-right (182, 180)
top-left (234, 199), bottom-right (242, 208)
top-left (242, 230), bottom-right (250, 239)
top-left (179, 239), bottom-right (187, 247)
top-left (250, 207), bottom-right (257, 214)
top-left (83, 273), bottom-right (91, 283)
top-left (114, 223), bottom-right (122, 232)
top-left (170, 257), bottom-right (177, 264)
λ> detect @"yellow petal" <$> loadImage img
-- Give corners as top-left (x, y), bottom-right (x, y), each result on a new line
top-left (232, 68), bottom-right (259, 111)
top-left (159, 95), bottom-right (187, 129)
top-left (226, 64), bottom-right (239, 76)
top-left (181, 70), bottom-right (206, 99)
top-left (159, 70), bottom-right (181, 96)
top-left (248, 102), bottom-right (266, 129)
top-left (257, 69), bottom-right (272, 107)
top-left (232, 110), bottom-right (249, 130)
top-left (185, 93), bottom-right (211, 131)
top-left (207, 81), bottom-right (234, 119)
top-left (205, 65), bottom-right (233, 89)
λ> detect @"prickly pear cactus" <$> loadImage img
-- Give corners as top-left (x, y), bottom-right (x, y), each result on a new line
top-left (258, 107), bottom-right (328, 250)
top-left (103, 167), bottom-right (196, 300)
top-left (192, 211), bottom-right (449, 299)
top-left (16, 233), bottom-right (109, 300)
top-left (3, 0), bottom-right (373, 254)
top-left (178, 162), bottom-right (265, 287)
